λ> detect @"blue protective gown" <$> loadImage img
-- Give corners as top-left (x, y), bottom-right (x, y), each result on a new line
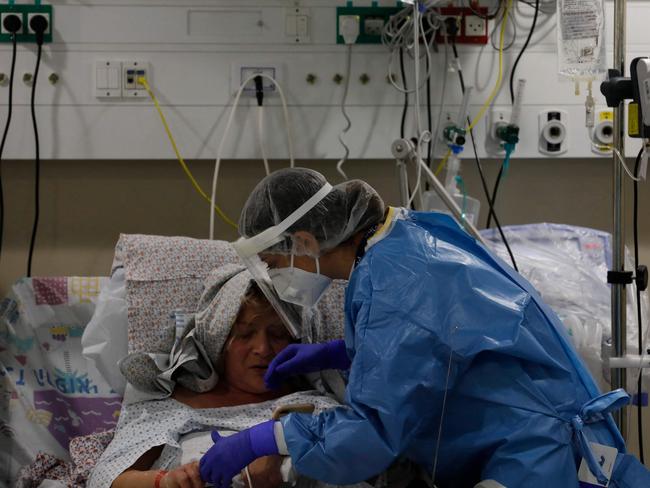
top-left (280, 208), bottom-right (650, 488)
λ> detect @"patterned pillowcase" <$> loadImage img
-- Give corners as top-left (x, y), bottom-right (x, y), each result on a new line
top-left (113, 234), bottom-right (348, 369)
top-left (113, 234), bottom-right (239, 354)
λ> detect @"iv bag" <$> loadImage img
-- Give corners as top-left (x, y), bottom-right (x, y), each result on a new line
top-left (557, 0), bottom-right (606, 80)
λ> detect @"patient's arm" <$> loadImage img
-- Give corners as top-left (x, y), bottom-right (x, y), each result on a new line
top-left (242, 455), bottom-right (284, 488)
top-left (110, 445), bottom-right (203, 488)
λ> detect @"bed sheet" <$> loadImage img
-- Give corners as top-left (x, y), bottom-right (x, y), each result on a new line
top-left (0, 277), bottom-right (122, 486)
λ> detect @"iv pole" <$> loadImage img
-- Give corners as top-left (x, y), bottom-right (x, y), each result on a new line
top-left (611, 0), bottom-right (627, 435)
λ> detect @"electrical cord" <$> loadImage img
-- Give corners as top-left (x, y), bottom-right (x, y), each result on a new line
top-left (210, 73), bottom-right (294, 240)
top-left (138, 76), bottom-right (238, 229)
top-left (27, 17), bottom-right (48, 278)
top-left (0, 32), bottom-right (18, 269)
top-left (633, 147), bottom-right (645, 465)
top-left (466, 0), bottom-right (504, 20)
top-left (254, 76), bottom-right (271, 177)
top-left (451, 37), bottom-right (518, 271)
top-left (490, 4), bottom-right (517, 52)
top-left (336, 45), bottom-right (353, 180)
top-left (399, 48), bottom-right (408, 139)
top-left (509, 0), bottom-right (539, 103)
top-left (468, 0), bottom-right (513, 132)
top-left (426, 53), bottom-right (433, 169)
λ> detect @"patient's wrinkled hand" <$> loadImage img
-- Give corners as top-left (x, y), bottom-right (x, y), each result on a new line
top-left (163, 461), bottom-right (204, 488)
top-left (242, 455), bottom-right (284, 488)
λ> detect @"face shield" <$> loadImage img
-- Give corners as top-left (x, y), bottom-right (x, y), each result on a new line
top-left (232, 183), bottom-right (334, 339)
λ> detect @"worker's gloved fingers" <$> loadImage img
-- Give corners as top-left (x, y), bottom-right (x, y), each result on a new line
top-left (264, 351), bottom-right (294, 389)
top-left (198, 456), bottom-right (211, 483)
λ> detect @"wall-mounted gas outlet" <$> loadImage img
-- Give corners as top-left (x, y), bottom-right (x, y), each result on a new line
top-left (231, 63), bottom-right (282, 96)
top-left (592, 109), bottom-right (614, 155)
top-left (0, 4), bottom-right (52, 44)
top-left (486, 108), bottom-right (511, 155)
top-left (539, 110), bottom-right (569, 156)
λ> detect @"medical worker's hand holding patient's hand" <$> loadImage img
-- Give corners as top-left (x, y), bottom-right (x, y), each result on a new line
top-left (242, 455), bottom-right (284, 488)
top-left (199, 421), bottom-right (279, 488)
top-left (160, 461), bottom-right (203, 488)
top-left (263, 339), bottom-right (351, 390)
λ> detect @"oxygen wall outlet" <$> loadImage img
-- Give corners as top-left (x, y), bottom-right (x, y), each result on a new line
top-left (591, 109), bottom-right (614, 155)
top-left (539, 110), bottom-right (569, 156)
top-left (485, 108), bottom-right (511, 155)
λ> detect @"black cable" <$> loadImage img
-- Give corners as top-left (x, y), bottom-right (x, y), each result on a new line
top-left (399, 48), bottom-right (408, 139)
top-left (509, 0), bottom-right (539, 103)
top-left (27, 41), bottom-right (44, 278)
top-left (484, 2), bottom-right (539, 230)
top-left (450, 38), bottom-right (518, 271)
top-left (486, 165), bottom-right (505, 229)
top-left (466, 0), bottom-right (503, 20)
top-left (426, 54), bottom-right (433, 169)
top-left (0, 35), bottom-right (18, 269)
top-left (633, 147), bottom-right (645, 465)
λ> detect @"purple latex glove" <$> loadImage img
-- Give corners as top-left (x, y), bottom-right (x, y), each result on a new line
top-left (264, 339), bottom-right (351, 390)
top-left (199, 420), bottom-right (278, 488)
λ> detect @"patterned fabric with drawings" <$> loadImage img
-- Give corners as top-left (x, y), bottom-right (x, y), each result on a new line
top-left (0, 277), bottom-right (121, 486)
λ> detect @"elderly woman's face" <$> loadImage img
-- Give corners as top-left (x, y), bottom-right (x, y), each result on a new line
top-left (222, 301), bottom-right (293, 394)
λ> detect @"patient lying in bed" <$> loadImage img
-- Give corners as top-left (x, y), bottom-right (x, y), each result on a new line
top-left (88, 265), bottom-right (344, 488)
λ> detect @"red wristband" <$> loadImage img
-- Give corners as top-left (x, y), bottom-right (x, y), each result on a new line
top-left (154, 470), bottom-right (168, 488)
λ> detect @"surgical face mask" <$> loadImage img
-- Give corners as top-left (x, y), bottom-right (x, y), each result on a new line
top-left (268, 255), bottom-right (332, 308)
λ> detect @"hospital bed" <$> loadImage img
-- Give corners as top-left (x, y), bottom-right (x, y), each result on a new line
top-left (1, 225), bottom-right (647, 486)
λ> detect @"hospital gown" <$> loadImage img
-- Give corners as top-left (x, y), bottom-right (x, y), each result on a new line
top-left (88, 391), bottom-right (345, 488)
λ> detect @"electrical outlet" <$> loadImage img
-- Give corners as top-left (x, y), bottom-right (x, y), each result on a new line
top-left (27, 12), bottom-right (51, 35)
top-left (364, 17), bottom-right (385, 37)
top-left (122, 61), bottom-right (149, 98)
top-left (231, 63), bottom-right (281, 96)
top-left (0, 4), bottom-right (53, 44)
top-left (1, 13), bottom-right (23, 36)
top-left (434, 7), bottom-right (489, 45)
top-left (336, 5), bottom-right (401, 44)
top-left (464, 15), bottom-right (486, 37)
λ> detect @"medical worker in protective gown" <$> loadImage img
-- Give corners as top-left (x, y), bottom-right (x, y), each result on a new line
top-left (199, 168), bottom-right (650, 488)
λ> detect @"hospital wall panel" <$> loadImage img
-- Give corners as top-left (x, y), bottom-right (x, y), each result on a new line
top-left (0, 1), bottom-right (647, 159)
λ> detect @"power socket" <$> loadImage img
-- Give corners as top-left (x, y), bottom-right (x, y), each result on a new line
top-left (464, 15), bottom-right (486, 37)
top-left (27, 12), bottom-right (51, 35)
top-left (231, 63), bottom-right (282, 96)
top-left (0, 4), bottom-right (53, 44)
top-left (364, 17), bottom-right (385, 37)
top-left (1, 13), bottom-right (23, 35)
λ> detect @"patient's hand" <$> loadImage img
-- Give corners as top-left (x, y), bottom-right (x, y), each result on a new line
top-left (163, 461), bottom-right (204, 488)
top-left (242, 455), bottom-right (284, 488)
